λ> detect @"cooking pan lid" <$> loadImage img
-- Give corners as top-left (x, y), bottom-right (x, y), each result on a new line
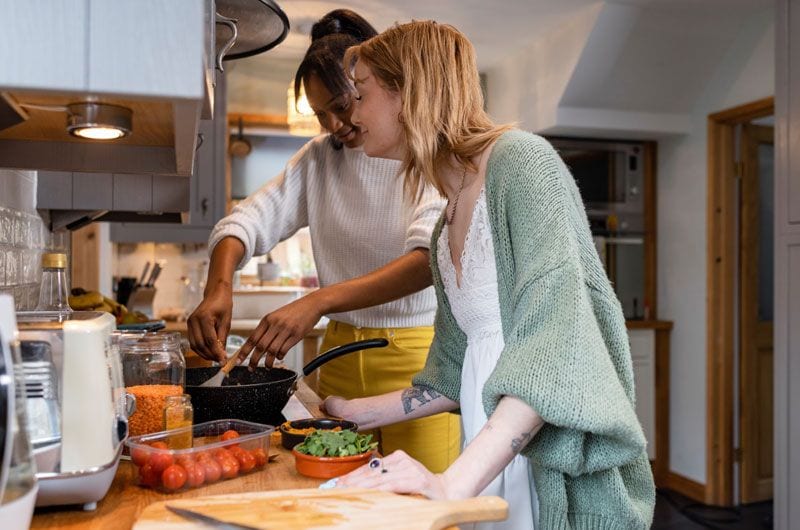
top-left (216, 0), bottom-right (289, 61)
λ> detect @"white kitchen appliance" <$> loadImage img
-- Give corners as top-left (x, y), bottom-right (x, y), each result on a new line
top-left (16, 310), bottom-right (130, 510)
top-left (0, 295), bottom-right (38, 529)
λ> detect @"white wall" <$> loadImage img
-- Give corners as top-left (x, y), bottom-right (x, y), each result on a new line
top-left (485, 3), bottom-right (602, 131)
top-left (486, 3), bottom-right (774, 484)
top-left (657, 10), bottom-right (774, 483)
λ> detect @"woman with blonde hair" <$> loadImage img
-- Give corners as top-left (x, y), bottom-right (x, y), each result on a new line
top-left (323, 20), bottom-right (656, 529)
top-left (189, 10), bottom-right (460, 474)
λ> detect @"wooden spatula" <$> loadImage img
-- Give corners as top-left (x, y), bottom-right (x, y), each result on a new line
top-left (199, 350), bottom-right (242, 387)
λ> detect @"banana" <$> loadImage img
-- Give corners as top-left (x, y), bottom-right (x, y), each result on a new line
top-left (96, 302), bottom-right (114, 313)
top-left (68, 291), bottom-right (104, 310)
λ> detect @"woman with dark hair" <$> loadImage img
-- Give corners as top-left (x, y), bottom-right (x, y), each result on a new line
top-left (188, 10), bottom-right (460, 473)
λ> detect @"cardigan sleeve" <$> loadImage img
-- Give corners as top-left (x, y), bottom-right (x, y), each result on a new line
top-left (208, 138), bottom-right (317, 269)
top-left (482, 133), bottom-right (647, 476)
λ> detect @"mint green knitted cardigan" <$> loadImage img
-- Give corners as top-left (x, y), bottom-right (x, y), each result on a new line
top-left (413, 130), bottom-right (655, 529)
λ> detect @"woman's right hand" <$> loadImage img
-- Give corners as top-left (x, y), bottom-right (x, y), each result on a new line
top-left (187, 284), bottom-right (232, 363)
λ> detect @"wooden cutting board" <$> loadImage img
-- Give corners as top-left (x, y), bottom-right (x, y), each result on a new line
top-left (133, 488), bottom-right (508, 530)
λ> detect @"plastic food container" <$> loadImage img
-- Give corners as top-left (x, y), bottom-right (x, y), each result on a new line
top-left (125, 419), bottom-right (274, 492)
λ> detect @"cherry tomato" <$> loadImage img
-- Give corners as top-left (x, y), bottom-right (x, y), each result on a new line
top-left (221, 430), bottom-right (240, 448)
top-left (184, 463), bottom-right (206, 488)
top-left (138, 463), bottom-right (159, 488)
top-left (150, 441), bottom-right (169, 450)
top-left (200, 458), bottom-right (222, 483)
top-left (234, 450), bottom-right (256, 473)
top-left (213, 448), bottom-right (230, 460)
top-left (250, 448), bottom-right (268, 467)
top-left (227, 445), bottom-right (247, 458)
top-left (219, 456), bottom-right (239, 479)
top-left (131, 447), bottom-right (150, 467)
top-left (149, 451), bottom-right (174, 474)
top-left (176, 455), bottom-right (195, 469)
top-left (221, 430), bottom-right (240, 442)
top-left (161, 464), bottom-right (187, 491)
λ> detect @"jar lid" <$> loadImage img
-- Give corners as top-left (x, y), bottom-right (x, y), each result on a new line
top-left (115, 331), bottom-right (183, 354)
top-left (41, 253), bottom-right (67, 269)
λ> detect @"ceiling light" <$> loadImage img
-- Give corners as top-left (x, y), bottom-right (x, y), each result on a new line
top-left (287, 80), bottom-right (320, 137)
top-left (67, 102), bottom-right (132, 140)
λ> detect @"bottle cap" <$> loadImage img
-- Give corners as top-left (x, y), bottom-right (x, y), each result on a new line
top-left (41, 253), bottom-right (67, 269)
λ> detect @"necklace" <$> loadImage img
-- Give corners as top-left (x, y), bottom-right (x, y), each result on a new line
top-left (445, 164), bottom-right (468, 225)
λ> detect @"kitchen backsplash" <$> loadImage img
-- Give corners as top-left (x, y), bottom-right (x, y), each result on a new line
top-left (0, 169), bottom-right (69, 310)
top-left (112, 229), bottom-right (313, 319)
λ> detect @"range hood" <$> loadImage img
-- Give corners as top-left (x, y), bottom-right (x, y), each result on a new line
top-left (37, 170), bottom-right (192, 231)
top-left (46, 210), bottom-right (185, 232)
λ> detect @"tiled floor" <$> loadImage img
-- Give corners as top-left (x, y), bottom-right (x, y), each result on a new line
top-left (654, 489), bottom-right (773, 529)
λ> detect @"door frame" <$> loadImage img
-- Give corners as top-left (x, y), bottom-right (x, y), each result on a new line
top-left (738, 123), bottom-right (774, 504)
top-left (706, 96), bottom-right (774, 506)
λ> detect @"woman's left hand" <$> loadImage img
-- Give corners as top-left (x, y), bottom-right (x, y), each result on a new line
top-left (336, 450), bottom-right (450, 500)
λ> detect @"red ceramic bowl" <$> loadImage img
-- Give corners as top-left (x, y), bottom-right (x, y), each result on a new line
top-left (292, 448), bottom-right (376, 479)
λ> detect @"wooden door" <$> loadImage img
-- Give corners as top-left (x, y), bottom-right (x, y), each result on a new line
top-left (739, 123), bottom-right (774, 504)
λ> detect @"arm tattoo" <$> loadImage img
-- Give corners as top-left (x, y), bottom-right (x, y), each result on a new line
top-left (401, 385), bottom-right (441, 415)
top-left (511, 430), bottom-right (534, 453)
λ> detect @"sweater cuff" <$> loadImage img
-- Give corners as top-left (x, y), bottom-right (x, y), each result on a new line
top-left (208, 223), bottom-right (253, 270)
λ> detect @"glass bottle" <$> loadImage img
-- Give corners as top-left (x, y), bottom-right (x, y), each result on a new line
top-left (36, 253), bottom-right (72, 313)
top-left (164, 394), bottom-right (193, 449)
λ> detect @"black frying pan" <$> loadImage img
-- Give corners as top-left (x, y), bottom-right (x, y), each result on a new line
top-left (186, 338), bottom-right (388, 425)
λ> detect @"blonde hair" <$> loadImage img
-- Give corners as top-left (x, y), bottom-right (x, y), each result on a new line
top-left (344, 20), bottom-right (513, 200)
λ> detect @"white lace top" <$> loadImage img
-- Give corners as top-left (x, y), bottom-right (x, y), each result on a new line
top-left (437, 188), bottom-right (538, 530)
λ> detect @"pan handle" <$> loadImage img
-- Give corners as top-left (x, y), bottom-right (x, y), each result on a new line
top-left (302, 338), bottom-right (388, 376)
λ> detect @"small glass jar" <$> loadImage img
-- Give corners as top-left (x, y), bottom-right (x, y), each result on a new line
top-left (164, 394), bottom-right (193, 449)
top-left (36, 252), bottom-right (72, 314)
top-left (115, 331), bottom-right (186, 437)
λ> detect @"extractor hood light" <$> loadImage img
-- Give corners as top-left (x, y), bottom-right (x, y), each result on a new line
top-left (67, 102), bottom-right (132, 140)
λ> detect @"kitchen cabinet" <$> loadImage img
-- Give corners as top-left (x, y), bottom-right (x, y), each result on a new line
top-left (629, 328), bottom-right (656, 460)
top-left (626, 320), bottom-right (672, 487)
top-left (108, 76), bottom-right (228, 243)
top-left (0, 0), bottom-right (208, 176)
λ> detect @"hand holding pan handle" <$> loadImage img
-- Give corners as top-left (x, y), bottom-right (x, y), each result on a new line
top-left (289, 338), bottom-right (389, 396)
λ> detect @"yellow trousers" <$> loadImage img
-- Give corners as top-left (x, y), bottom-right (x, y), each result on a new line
top-left (317, 321), bottom-right (460, 473)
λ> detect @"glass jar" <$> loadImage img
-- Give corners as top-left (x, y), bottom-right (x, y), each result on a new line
top-left (36, 253), bottom-right (72, 314)
top-left (115, 331), bottom-right (185, 437)
top-left (164, 394), bottom-right (193, 449)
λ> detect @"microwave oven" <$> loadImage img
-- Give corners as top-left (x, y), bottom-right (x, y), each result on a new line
top-left (548, 137), bottom-right (645, 234)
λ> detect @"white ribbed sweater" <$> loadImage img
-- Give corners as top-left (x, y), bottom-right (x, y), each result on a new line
top-left (209, 135), bottom-right (444, 328)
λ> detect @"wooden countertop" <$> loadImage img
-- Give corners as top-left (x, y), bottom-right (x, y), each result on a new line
top-left (30, 382), bottom-right (324, 530)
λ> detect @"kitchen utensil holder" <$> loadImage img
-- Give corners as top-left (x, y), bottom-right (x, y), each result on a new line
top-left (126, 287), bottom-right (156, 318)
